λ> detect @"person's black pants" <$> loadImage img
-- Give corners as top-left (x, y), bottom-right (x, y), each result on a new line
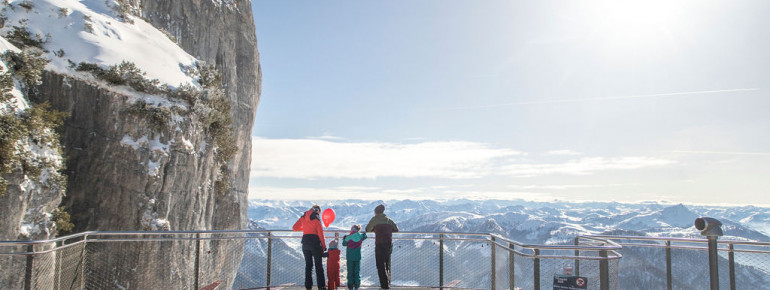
top-left (303, 246), bottom-right (325, 289)
top-left (375, 242), bottom-right (392, 289)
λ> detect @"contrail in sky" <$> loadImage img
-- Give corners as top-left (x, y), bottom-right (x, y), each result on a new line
top-left (432, 88), bottom-right (759, 111)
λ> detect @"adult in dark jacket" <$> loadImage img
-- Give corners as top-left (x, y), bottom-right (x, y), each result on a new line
top-left (365, 204), bottom-right (399, 289)
top-left (293, 205), bottom-right (327, 290)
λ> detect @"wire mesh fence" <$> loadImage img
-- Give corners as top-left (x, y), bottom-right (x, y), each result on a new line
top-left (84, 239), bottom-right (197, 289)
top-left (584, 236), bottom-right (770, 290)
top-left (389, 234), bottom-right (441, 287)
top-left (6, 231), bottom-right (770, 289)
top-left (56, 242), bottom-right (86, 290)
top-left (0, 245), bottom-right (31, 289)
top-left (0, 231), bottom-right (626, 290)
top-left (441, 235), bottom-right (491, 289)
top-left (733, 243), bottom-right (770, 289)
top-left (492, 241), bottom-right (511, 289)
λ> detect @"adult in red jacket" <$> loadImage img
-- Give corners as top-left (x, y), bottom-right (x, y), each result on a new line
top-left (293, 205), bottom-right (327, 290)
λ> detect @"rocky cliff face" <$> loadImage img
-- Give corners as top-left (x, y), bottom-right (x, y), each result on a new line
top-left (138, 0), bottom-right (262, 232)
top-left (0, 0), bottom-right (260, 288)
top-left (30, 0), bottom-right (261, 234)
top-left (0, 38), bottom-right (68, 289)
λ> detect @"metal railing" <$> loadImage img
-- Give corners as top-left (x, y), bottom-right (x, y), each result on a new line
top-left (579, 235), bottom-right (770, 290)
top-left (0, 230), bottom-right (622, 290)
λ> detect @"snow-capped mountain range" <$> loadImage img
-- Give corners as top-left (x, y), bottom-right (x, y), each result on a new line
top-left (248, 199), bottom-right (770, 243)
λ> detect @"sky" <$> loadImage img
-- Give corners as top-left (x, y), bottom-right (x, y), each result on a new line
top-left (248, 0), bottom-right (770, 206)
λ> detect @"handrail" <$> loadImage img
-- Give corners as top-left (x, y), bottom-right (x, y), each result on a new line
top-left (0, 230), bottom-right (495, 244)
top-left (0, 230), bottom-right (624, 257)
top-left (581, 235), bottom-right (770, 254)
top-left (584, 234), bottom-right (770, 246)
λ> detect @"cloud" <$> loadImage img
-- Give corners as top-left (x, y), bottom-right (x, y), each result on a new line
top-left (669, 150), bottom-right (770, 157)
top-left (546, 150), bottom-right (582, 156)
top-left (248, 186), bottom-right (420, 200)
top-left (508, 184), bottom-right (623, 190)
top-left (308, 135), bottom-right (345, 140)
top-left (251, 138), bottom-right (676, 180)
top-left (251, 138), bottom-right (522, 179)
top-left (248, 185), bottom-right (555, 201)
top-left (442, 190), bottom-right (555, 201)
top-left (499, 157), bottom-right (675, 177)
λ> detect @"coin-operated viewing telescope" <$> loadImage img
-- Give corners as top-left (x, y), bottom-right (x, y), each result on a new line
top-left (694, 217), bottom-right (724, 290)
top-left (694, 217), bottom-right (724, 237)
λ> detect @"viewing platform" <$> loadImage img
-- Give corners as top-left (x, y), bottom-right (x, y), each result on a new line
top-left (0, 230), bottom-right (768, 289)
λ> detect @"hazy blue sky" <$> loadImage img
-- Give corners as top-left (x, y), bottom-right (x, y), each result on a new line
top-left (249, 0), bottom-right (769, 205)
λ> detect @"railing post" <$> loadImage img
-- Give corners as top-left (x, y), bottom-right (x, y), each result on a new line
top-left (728, 243), bottom-right (735, 290)
top-left (56, 240), bottom-right (62, 290)
top-left (600, 249), bottom-right (609, 290)
top-left (267, 232), bottom-right (273, 289)
top-left (574, 237), bottom-right (580, 276)
top-left (439, 234), bottom-right (444, 289)
top-left (707, 236), bottom-right (720, 290)
top-left (195, 233), bottom-right (200, 290)
top-left (80, 235), bottom-right (87, 290)
top-left (666, 240), bottom-right (672, 290)
top-left (509, 242), bottom-right (514, 290)
top-left (533, 248), bottom-right (540, 290)
top-left (490, 236), bottom-right (496, 290)
top-left (24, 244), bottom-right (33, 290)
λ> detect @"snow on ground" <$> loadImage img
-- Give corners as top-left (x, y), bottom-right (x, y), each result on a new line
top-left (148, 135), bottom-right (169, 155)
top-left (120, 135), bottom-right (143, 149)
top-left (3, 0), bottom-right (198, 88)
top-left (0, 36), bottom-right (20, 53)
top-left (0, 37), bottom-right (27, 113)
top-left (120, 135), bottom-right (170, 155)
top-left (147, 159), bottom-right (160, 176)
top-left (180, 137), bottom-right (194, 153)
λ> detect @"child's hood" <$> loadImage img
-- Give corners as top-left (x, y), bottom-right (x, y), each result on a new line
top-left (344, 232), bottom-right (364, 242)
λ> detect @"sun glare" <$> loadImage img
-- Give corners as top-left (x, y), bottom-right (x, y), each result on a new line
top-left (582, 1), bottom-right (689, 61)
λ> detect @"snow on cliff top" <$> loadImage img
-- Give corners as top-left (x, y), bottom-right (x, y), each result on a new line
top-left (0, 36), bottom-right (27, 113)
top-left (0, 36), bottom-right (21, 53)
top-left (2, 0), bottom-right (198, 88)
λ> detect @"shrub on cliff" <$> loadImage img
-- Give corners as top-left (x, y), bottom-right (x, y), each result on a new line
top-left (0, 102), bottom-right (67, 196)
top-left (0, 71), bottom-right (14, 102)
top-left (3, 48), bottom-right (50, 87)
top-left (126, 100), bottom-right (171, 132)
top-left (76, 61), bottom-right (162, 94)
top-left (197, 62), bottom-right (222, 89)
top-left (4, 26), bottom-right (46, 49)
top-left (51, 207), bottom-right (74, 235)
top-left (166, 83), bottom-right (201, 105)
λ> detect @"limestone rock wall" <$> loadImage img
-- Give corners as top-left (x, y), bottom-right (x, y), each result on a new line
top-left (140, 0), bottom-right (262, 231)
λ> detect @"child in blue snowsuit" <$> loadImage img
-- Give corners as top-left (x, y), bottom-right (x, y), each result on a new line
top-left (342, 224), bottom-right (367, 290)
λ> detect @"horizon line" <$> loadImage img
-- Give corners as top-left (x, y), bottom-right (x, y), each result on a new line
top-left (247, 197), bottom-right (770, 208)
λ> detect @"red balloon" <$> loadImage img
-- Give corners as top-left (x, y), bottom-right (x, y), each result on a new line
top-left (322, 208), bottom-right (335, 227)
